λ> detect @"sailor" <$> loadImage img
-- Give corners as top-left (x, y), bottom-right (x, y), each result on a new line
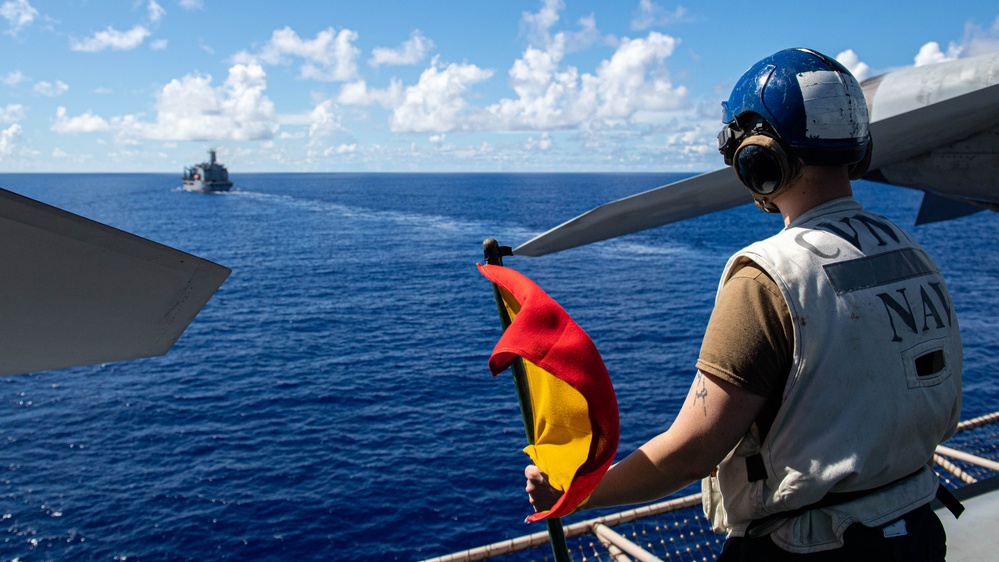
top-left (525, 48), bottom-right (962, 560)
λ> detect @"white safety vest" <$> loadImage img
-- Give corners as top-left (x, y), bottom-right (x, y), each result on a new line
top-left (702, 197), bottom-right (962, 553)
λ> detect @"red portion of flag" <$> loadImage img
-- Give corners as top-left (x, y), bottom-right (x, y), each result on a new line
top-left (479, 263), bottom-right (619, 522)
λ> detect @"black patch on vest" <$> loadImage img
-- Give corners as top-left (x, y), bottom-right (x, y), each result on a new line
top-left (915, 349), bottom-right (946, 377)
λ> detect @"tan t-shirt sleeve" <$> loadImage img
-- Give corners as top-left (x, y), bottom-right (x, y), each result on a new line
top-left (696, 262), bottom-right (793, 399)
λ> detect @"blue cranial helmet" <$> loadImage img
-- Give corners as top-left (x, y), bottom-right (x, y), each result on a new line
top-left (717, 48), bottom-right (872, 211)
top-left (718, 48), bottom-right (870, 167)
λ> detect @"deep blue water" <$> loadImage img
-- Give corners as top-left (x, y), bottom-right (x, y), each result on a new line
top-left (0, 173), bottom-right (996, 561)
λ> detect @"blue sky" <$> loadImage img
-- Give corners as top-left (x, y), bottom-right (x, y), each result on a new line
top-left (1, 0), bottom-right (998, 173)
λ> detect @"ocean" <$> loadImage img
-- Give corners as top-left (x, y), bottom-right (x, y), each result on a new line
top-left (0, 173), bottom-right (996, 561)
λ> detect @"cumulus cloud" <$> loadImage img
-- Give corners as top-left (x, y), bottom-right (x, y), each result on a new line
top-left (588, 32), bottom-right (685, 116)
top-left (148, 0), bottom-right (165, 23)
top-left (305, 99), bottom-right (362, 161)
top-left (389, 57), bottom-right (494, 133)
top-left (484, 30), bottom-right (685, 131)
top-left (336, 78), bottom-right (404, 108)
top-left (324, 143), bottom-right (356, 156)
top-left (521, 0), bottom-right (563, 47)
top-left (240, 26), bottom-right (360, 82)
top-left (914, 16), bottom-right (999, 67)
top-left (369, 30), bottom-right (433, 67)
top-left (836, 49), bottom-right (870, 81)
top-left (0, 103), bottom-right (23, 122)
top-left (915, 41), bottom-right (957, 66)
top-left (378, 1), bottom-right (687, 137)
top-left (2, 70), bottom-right (25, 85)
top-left (959, 15), bottom-right (999, 56)
top-left (0, 123), bottom-right (21, 158)
top-left (33, 80), bottom-right (68, 97)
top-left (116, 63), bottom-right (279, 141)
top-left (0, 0), bottom-right (37, 35)
top-left (51, 106), bottom-right (110, 134)
top-left (308, 99), bottom-right (346, 140)
top-left (71, 25), bottom-right (151, 52)
top-left (631, 0), bottom-right (690, 30)
top-left (521, 0), bottom-right (600, 54)
top-left (526, 132), bottom-right (553, 151)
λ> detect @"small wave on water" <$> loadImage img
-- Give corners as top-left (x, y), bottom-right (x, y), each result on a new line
top-left (229, 187), bottom-right (545, 245)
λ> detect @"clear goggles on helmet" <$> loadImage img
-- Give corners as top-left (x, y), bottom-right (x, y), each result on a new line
top-left (718, 114), bottom-right (766, 166)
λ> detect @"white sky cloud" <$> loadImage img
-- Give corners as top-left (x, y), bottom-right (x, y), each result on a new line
top-left (308, 99), bottom-right (346, 140)
top-left (0, 123), bottom-right (21, 158)
top-left (587, 32), bottom-right (685, 117)
top-left (148, 0), bottom-right (165, 23)
top-left (916, 41), bottom-right (957, 66)
top-left (51, 106), bottom-right (110, 134)
top-left (525, 132), bottom-right (553, 151)
top-left (323, 143), bottom-right (355, 156)
top-left (369, 30), bottom-right (433, 67)
top-left (382, 2), bottom-right (687, 137)
top-left (33, 80), bottom-right (68, 97)
top-left (0, 103), bottom-right (23, 122)
top-left (836, 49), bottom-right (871, 81)
top-left (521, 0), bottom-right (562, 47)
top-left (913, 17), bottom-right (999, 66)
top-left (521, 0), bottom-right (601, 54)
top-left (178, 0), bottom-right (202, 9)
top-left (115, 63), bottom-right (278, 142)
top-left (336, 78), bottom-right (404, 108)
top-left (2, 70), bottom-right (25, 85)
top-left (965, 14), bottom-right (999, 54)
top-left (631, 0), bottom-right (690, 30)
top-left (482, 30), bottom-right (685, 131)
top-left (388, 58), bottom-right (494, 133)
top-left (0, 0), bottom-right (37, 35)
top-left (244, 26), bottom-right (360, 82)
top-left (71, 25), bottom-right (151, 52)
top-left (306, 99), bottom-right (357, 161)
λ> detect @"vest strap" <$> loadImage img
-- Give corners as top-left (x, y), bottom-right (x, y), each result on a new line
top-left (935, 484), bottom-right (965, 519)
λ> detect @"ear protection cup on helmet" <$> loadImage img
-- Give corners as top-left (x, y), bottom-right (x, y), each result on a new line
top-left (732, 134), bottom-right (802, 197)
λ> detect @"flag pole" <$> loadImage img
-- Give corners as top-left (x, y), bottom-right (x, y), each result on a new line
top-left (482, 238), bottom-right (572, 562)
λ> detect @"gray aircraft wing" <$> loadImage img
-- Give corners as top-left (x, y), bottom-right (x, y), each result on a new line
top-left (0, 188), bottom-right (231, 376)
top-left (514, 168), bottom-right (748, 257)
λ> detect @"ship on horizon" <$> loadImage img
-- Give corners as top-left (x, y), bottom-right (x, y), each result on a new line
top-left (182, 148), bottom-right (233, 193)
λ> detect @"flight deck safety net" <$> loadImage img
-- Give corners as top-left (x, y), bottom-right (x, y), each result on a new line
top-left (423, 410), bottom-right (999, 562)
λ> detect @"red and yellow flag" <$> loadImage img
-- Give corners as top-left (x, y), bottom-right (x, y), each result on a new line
top-left (479, 264), bottom-right (619, 522)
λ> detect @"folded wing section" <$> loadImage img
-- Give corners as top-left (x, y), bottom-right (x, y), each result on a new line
top-left (0, 188), bottom-right (231, 376)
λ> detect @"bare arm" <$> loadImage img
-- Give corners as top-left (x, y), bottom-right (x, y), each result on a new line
top-left (526, 370), bottom-right (767, 513)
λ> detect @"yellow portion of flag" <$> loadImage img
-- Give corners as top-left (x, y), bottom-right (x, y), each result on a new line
top-left (521, 358), bottom-right (592, 493)
top-left (499, 285), bottom-right (592, 493)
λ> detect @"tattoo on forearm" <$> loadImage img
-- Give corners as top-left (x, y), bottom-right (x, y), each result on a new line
top-left (694, 372), bottom-right (708, 416)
